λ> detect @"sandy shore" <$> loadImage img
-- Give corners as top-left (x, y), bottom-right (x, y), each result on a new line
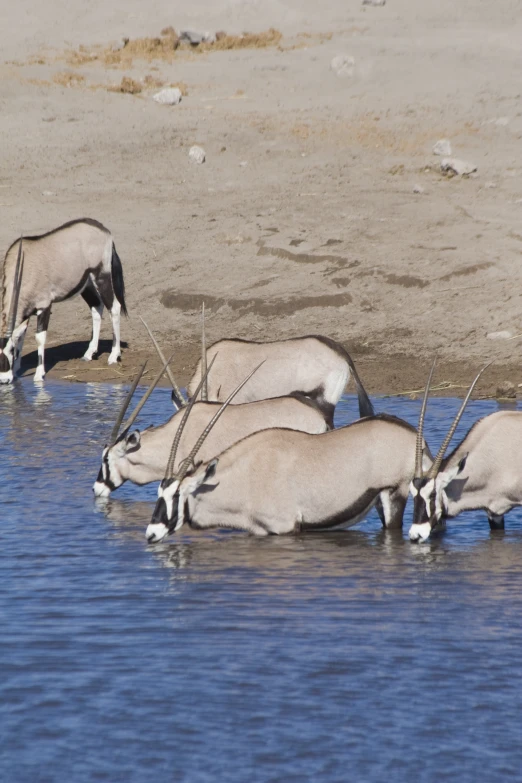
top-left (2, 0), bottom-right (522, 398)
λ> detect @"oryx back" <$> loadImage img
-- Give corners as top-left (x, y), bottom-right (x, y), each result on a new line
top-left (188, 335), bottom-right (371, 425)
top-left (180, 414), bottom-right (426, 536)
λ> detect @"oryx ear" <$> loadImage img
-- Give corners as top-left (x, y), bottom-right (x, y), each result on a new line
top-left (125, 430), bottom-right (141, 449)
top-left (184, 458), bottom-right (219, 495)
top-left (457, 453), bottom-right (468, 473)
top-left (203, 458), bottom-right (218, 482)
top-left (438, 454), bottom-right (468, 489)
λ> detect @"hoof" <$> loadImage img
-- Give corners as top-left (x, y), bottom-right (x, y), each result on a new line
top-left (107, 353), bottom-right (121, 366)
top-left (34, 368), bottom-right (45, 383)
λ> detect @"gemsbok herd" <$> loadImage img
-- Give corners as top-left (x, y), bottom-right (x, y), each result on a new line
top-left (2, 218), bottom-right (521, 544)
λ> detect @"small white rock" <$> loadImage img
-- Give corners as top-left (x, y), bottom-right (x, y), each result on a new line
top-left (189, 145), bottom-right (206, 164)
top-left (362, 0), bottom-right (386, 5)
top-left (153, 87), bottom-right (182, 105)
top-left (239, 161), bottom-right (248, 167)
top-left (487, 330), bottom-right (512, 340)
top-left (433, 139), bottom-right (452, 156)
top-left (331, 55), bottom-right (355, 78)
top-left (440, 157), bottom-right (477, 176)
top-left (413, 184), bottom-right (424, 194)
top-left (42, 190), bottom-right (54, 196)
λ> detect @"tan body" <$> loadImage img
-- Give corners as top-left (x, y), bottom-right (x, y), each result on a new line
top-left (188, 335), bottom-right (371, 427)
top-left (179, 414), bottom-right (431, 536)
top-left (94, 394), bottom-right (328, 496)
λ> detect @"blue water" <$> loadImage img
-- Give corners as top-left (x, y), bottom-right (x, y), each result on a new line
top-left (1, 380), bottom-right (521, 782)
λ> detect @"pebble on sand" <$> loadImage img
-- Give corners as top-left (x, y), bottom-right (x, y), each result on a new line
top-left (487, 330), bottom-right (512, 340)
top-left (433, 139), bottom-right (452, 156)
top-left (440, 157), bottom-right (477, 176)
top-left (362, 0), bottom-right (386, 5)
top-left (330, 55), bottom-right (355, 78)
top-left (189, 145), bottom-right (206, 164)
top-left (413, 184), bottom-right (424, 194)
top-left (153, 87), bottom-right (182, 105)
top-left (179, 30), bottom-right (216, 45)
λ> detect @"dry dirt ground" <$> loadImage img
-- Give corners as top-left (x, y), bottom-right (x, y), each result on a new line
top-left (1, 0), bottom-right (522, 398)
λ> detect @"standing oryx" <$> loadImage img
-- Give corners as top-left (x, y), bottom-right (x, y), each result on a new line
top-left (146, 381), bottom-right (433, 543)
top-left (408, 363), bottom-right (522, 542)
top-left (188, 332), bottom-right (373, 428)
top-left (0, 218), bottom-right (127, 384)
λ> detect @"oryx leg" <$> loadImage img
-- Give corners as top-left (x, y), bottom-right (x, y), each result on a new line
top-left (487, 511), bottom-right (505, 530)
top-left (12, 318), bottom-right (29, 376)
top-left (81, 285), bottom-right (104, 361)
top-left (378, 488), bottom-right (407, 529)
top-left (95, 273), bottom-right (121, 365)
top-left (34, 307), bottom-right (51, 382)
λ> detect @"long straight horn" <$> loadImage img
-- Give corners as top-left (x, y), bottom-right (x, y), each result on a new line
top-left (201, 302), bottom-right (208, 402)
top-left (6, 238), bottom-right (24, 339)
top-left (139, 316), bottom-right (187, 408)
top-left (428, 363), bottom-right (492, 478)
top-left (109, 360), bottom-right (148, 444)
top-left (165, 354), bottom-right (217, 478)
top-left (177, 361), bottom-right (264, 483)
top-left (415, 359), bottom-right (437, 478)
top-left (120, 351), bottom-right (177, 436)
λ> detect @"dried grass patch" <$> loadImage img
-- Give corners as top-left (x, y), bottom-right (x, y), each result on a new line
top-left (52, 70), bottom-right (85, 87)
top-left (108, 76), bottom-right (142, 94)
top-left (62, 27), bottom-right (283, 68)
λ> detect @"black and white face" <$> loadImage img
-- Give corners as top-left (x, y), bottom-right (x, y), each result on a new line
top-left (408, 477), bottom-right (439, 542)
top-left (93, 432), bottom-right (141, 497)
top-left (409, 457), bottom-right (468, 542)
top-left (146, 478), bottom-right (181, 543)
top-left (0, 337), bottom-right (14, 384)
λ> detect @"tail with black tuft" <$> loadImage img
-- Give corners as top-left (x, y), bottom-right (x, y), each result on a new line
top-left (347, 357), bottom-right (375, 419)
top-left (111, 243), bottom-right (128, 316)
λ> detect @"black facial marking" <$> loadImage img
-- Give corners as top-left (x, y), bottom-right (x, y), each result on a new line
top-left (0, 352), bottom-right (11, 372)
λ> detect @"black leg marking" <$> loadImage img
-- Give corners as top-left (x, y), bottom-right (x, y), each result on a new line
top-left (81, 285), bottom-right (102, 310)
top-left (488, 512), bottom-right (505, 531)
top-left (36, 307), bottom-right (51, 333)
top-left (94, 272), bottom-right (115, 311)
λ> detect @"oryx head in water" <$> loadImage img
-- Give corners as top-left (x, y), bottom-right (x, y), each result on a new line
top-left (94, 352), bottom-right (177, 497)
top-left (408, 361), bottom-right (490, 542)
top-left (0, 238), bottom-right (24, 384)
top-left (146, 360), bottom-right (262, 543)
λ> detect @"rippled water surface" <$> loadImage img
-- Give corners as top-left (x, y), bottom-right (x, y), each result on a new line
top-left (1, 380), bottom-right (521, 782)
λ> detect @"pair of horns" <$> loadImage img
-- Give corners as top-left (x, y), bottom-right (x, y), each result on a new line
top-left (3, 237), bottom-right (24, 340)
top-left (139, 316), bottom-right (187, 409)
top-left (165, 359), bottom-right (264, 485)
top-left (415, 359), bottom-right (491, 479)
top-left (109, 352), bottom-right (176, 444)
top-left (140, 302), bottom-right (209, 407)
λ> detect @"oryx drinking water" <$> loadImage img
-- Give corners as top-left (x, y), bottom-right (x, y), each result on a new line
top-left (408, 363), bottom-right (522, 542)
top-left (94, 321), bottom-right (336, 497)
top-left (146, 376), bottom-right (432, 543)
top-left (0, 218), bottom-right (127, 383)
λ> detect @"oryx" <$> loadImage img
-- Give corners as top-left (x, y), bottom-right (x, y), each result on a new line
top-left (187, 329), bottom-right (373, 428)
top-left (0, 218), bottom-right (127, 384)
top-left (94, 320), bottom-right (339, 497)
top-left (146, 379), bottom-right (432, 543)
top-left (408, 363), bottom-right (519, 542)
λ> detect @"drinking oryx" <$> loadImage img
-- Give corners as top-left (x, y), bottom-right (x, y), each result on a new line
top-left (0, 218), bottom-right (127, 384)
top-left (408, 363), bottom-right (521, 542)
top-left (187, 332), bottom-right (373, 428)
top-left (145, 380), bottom-right (433, 543)
top-left (94, 356), bottom-right (339, 498)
